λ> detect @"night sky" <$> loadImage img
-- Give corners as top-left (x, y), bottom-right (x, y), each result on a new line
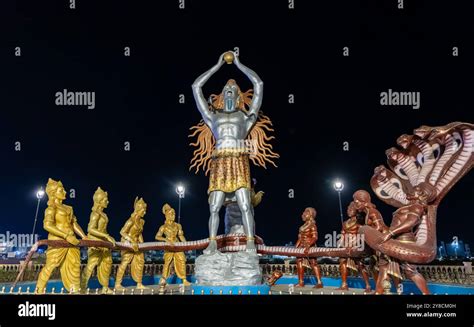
top-left (1, 1), bottom-right (473, 247)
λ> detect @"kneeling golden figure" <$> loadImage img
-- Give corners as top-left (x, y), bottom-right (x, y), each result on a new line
top-left (155, 204), bottom-right (190, 286)
top-left (115, 197), bottom-right (148, 290)
top-left (36, 178), bottom-right (86, 294)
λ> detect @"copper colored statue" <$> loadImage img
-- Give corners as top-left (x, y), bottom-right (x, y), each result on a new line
top-left (266, 270), bottom-right (283, 286)
top-left (358, 122), bottom-right (474, 295)
top-left (295, 207), bottom-right (323, 288)
top-left (351, 189), bottom-right (402, 293)
top-left (337, 201), bottom-right (374, 292)
top-left (375, 182), bottom-right (435, 294)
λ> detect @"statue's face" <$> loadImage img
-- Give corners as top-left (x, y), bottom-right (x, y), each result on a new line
top-left (166, 209), bottom-right (176, 222)
top-left (136, 204), bottom-right (147, 217)
top-left (353, 198), bottom-right (365, 210)
top-left (347, 202), bottom-right (357, 217)
top-left (101, 194), bottom-right (109, 208)
top-left (301, 208), bottom-right (315, 221)
top-left (55, 185), bottom-right (66, 200)
top-left (223, 83), bottom-right (239, 113)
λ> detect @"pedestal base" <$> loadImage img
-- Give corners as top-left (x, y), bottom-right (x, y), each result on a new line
top-left (191, 284), bottom-right (270, 295)
top-left (194, 251), bottom-right (262, 286)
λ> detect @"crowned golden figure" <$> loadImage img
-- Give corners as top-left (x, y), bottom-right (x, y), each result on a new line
top-left (155, 204), bottom-right (190, 286)
top-left (36, 178), bottom-right (86, 293)
top-left (115, 197), bottom-right (148, 290)
top-left (81, 187), bottom-right (116, 294)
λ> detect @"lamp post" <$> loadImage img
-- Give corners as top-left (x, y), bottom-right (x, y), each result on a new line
top-left (175, 184), bottom-right (185, 224)
top-left (32, 187), bottom-right (45, 239)
top-left (333, 180), bottom-right (344, 226)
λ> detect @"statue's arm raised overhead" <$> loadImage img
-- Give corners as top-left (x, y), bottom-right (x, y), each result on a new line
top-left (233, 54), bottom-right (263, 132)
top-left (192, 52), bottom-right (226, 127)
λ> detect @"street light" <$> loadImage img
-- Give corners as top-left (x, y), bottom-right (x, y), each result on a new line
top-left (175, 184), bottom-right (185, 224)
top-left (333, 180), bottom-right (344, 225)
top-left (32, 187), bottom-right (45, 240)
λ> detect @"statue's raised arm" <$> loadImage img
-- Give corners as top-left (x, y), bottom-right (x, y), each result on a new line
top-left (192, 52), bottom-right (226, 127)
top-left (233, 53), bottom-right (263, 128)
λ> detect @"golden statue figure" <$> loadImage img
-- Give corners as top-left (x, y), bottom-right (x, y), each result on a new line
top-left (81, 187), bottom-right (116, 294)
top-left (115, 197), bottom-right (148, 290)
top-left (36, 178), bottom-right (86, 293)
top-left (155, 204), bottom-right (190, 286)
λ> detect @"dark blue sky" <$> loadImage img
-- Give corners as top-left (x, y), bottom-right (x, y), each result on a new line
top-left (1, 0), bottom-right (473, 247)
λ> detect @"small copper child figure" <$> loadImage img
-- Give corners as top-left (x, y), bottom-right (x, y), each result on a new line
top-left (295, 207), bottom-right (323, 288)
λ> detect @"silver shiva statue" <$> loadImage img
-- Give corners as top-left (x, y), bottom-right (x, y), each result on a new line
top-left (192, 51), bottom-right (264, 254)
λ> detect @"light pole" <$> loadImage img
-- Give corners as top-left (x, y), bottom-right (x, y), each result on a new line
top-left (32, 187), bottom-right (45, 240)
top-left (333, 180), bottom-right (344, 226)
top-left (175, 184), bottom-right (185, 224)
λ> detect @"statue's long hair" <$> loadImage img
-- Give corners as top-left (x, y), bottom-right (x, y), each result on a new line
top-left (189, 79), bottom-right (279, 175)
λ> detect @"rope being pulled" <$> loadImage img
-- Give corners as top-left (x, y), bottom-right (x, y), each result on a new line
top-left (13, 235), bottom-right (365, 289)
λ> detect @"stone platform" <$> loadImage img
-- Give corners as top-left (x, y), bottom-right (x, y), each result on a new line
top-left (194, 251), bottom-right (262, 286)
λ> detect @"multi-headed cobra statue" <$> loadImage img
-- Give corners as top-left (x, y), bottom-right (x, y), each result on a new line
top-left (359, 122), bottom-right (473, 294)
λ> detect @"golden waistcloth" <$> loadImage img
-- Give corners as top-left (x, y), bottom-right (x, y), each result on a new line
top-left (87, 247), bottom-right (112, 287)
top-left (120, 250), bottom-right (145, 283)
top-left (36, 247), bottom-right (81, 292)
top-left (208, 148), bottom-right (251, 193)
top-left (162, 252), bottom-right (187, 280)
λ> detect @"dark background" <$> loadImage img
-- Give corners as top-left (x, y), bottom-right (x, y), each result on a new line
top-left (1, 0), bottom-right (473, 246)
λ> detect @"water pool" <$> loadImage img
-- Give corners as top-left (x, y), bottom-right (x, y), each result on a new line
top-left (2, 275), bottom-right (473, 295)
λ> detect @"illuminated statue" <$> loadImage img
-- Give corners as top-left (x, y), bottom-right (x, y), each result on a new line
top-left (115, 197), bottom-right (148, 290)
top-left (81, 187), bottom-right (115, 294)
top-left (337, 201), bottom-right (373, 292)
top-left (359, 122), bottom-right (474, 295)
top-left (224, 178), bottom-right (264, 234)
top-left (155, 204), bottom-right (190, 286)
top-left (295, 207), bottom-right (323, 288)
top-left (190, 51), bottom-right (278, 254)
top-left (36, 178), bottom-right (86, 293)
top-left (350, 190), bottom-right (401, 293)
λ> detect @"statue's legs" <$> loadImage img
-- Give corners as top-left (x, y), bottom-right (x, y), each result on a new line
top-left (375, 261), bottom-right (389, 294)
top-left (358, 261), bottom-right (372, 292)
top-left (115, 251), bottom-right (133, 289)
top-left (296, 258), bottom-right (305, 287)
top-left (130, 253), bottom-right (147, 289)
top-left (81, 254), bottom-right (99, 291)
top-left (36, 259), bottom-right (61, 293)
top-left (97, 251), bottom-right (113, 293)
top-left (309, 259), bottom-right (323, 288)
top-left (370, 256), bottom-right (379, 285)
top-left (235, 188), bottom-right (256, 252)
top-left (173, 252), bottom-right (190, 286)
top-left (336, 258), bottom-right (349, 290)
top-left (204, 190), bottom-right (225, 254)
top-left (37, 247), bottom-right (80, 293)
top-left (160, 252), bottom-right (174, 284)
top-left (402, 263), bottom-right (430, 295)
